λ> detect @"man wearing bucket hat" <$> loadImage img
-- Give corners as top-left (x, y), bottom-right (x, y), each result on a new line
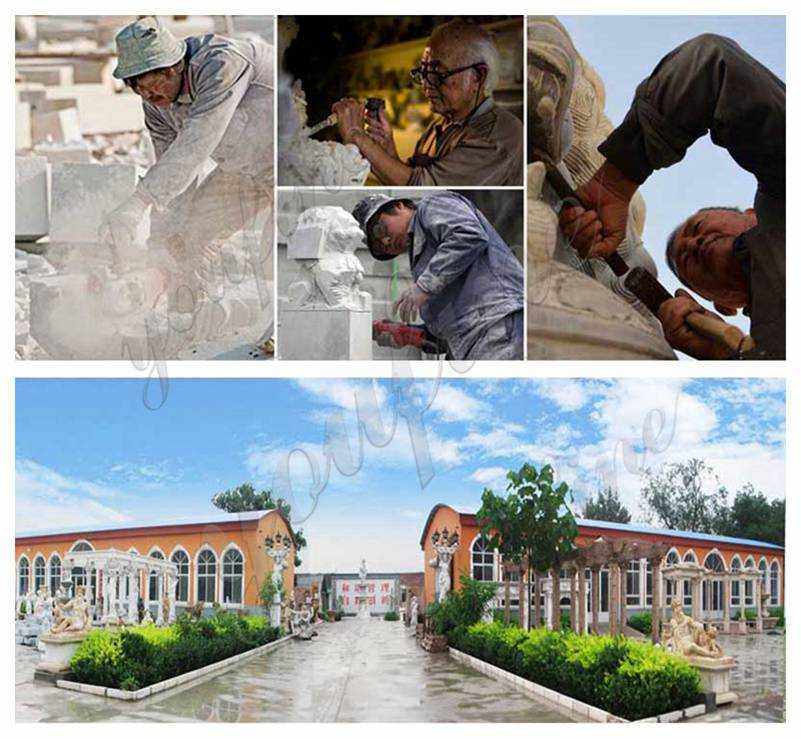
top-left (352, 191), bottom-right (524, 360)
top-left (98, 17), bottom-right (273, 307)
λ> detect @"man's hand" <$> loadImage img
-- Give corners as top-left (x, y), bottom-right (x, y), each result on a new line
top-left (558, 161), bottom-right (638, 259)
top-left (393, 284), bottom-right (430, 324)
top-left (658, 288), bottom-right (733, 359)
top-left (98, 194), bottom-right (149, 265)
top-left (332, 98), bottom-right (365, 145)
top-left (364, 107), bottom-right (398, 158)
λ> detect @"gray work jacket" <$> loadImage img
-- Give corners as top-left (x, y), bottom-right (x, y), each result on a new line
top-left (138, 33), bottom-right (274, 210)
top-left (598, 33), bottom-right (785, 358)
top-left (408, 191), bottom-right (524, 359)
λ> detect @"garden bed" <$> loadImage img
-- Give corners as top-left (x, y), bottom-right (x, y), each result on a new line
top-left (448, 621), bottom-right (704, 722)
top-left (63, 611), bottom-right (285, 698)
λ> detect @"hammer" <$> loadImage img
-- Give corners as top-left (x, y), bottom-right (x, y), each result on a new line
top-left (543, 163), bottom-right (755, 355)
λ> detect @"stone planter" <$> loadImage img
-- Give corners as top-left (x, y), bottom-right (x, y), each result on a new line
top-left (686, 655), bottom-right (735, 698)
top-left (35, 631), bottom-right (89, 682)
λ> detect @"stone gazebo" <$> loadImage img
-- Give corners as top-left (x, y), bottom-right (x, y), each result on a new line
top-left (63, 548), bottom-right (178, 626)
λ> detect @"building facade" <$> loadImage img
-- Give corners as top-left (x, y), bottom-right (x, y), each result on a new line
top-left (420, 504), bottom-right (784, 620)
top-left (15, 509), bottom-right (296, 614)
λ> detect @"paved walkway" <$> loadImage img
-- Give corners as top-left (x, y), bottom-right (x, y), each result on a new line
top-left (16, 618), bottom-right (572, 722)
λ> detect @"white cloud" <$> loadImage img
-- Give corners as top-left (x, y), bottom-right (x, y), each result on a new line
top-left (16, 459), bottom-right (131, 534)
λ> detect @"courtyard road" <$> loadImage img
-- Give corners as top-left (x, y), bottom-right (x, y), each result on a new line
top-left (16, 617), bottom-right (573, 722)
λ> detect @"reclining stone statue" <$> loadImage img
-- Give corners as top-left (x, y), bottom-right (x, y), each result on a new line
top-left (50, 585), bottom-right (91, 635)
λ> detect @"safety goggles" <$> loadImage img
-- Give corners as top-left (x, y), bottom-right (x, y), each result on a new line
top-left (410, 61), bottom-right (486, 88)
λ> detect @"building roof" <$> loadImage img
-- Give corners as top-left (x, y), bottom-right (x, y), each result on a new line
top-left (15, 508), bottom-right (298, 547)
top-left (419, 503), bottom-right (783, 554)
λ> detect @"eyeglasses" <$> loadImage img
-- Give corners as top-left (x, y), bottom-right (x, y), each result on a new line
top-left (410, 62), bottom-right (485, 88)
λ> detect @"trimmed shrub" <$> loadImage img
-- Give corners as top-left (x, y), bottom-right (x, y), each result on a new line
top-left (425, 575), bottom-right (497, 636)
top-left (383, 611), bottom-right (400, 621)
top-left (627, 612), bottom-right (652, 636)
top-left (453, 621), bottom-right (701, 721)
top-left (70, 611), bottom-right (281, 690)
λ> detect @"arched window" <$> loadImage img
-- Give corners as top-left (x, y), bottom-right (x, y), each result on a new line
top-left (770, 561), bottom-right (780, 606)
top-left (197, 549), bottom-right (217, 603)
top-left (682, 551), bottom-right (696, 607)
top-left (744, 557), bottom-right (756, 605)
top-left (33, 555), bottom-right (46, 592)
top-left (222, 548), bottom-right (244, 605)
top-left (664, 550), bottom-right (679, 604)
top-left (49, 554), bottom-right (62, 595)
top-left (730, 556), bottom-right (742, 607)
top-left (471, 537), bottom-right (494, 582)
top-left (69, 540), bottom-right (95, 602)
top-left (18, 556), bottom-right (30, 596)
top-left (703, 552), bottom-right (725, 612)
top-left (148, 550), bottom-right (165, 602)
top-left (759, 558), bottom-right (769, 592)
top-left (171, 550), bottom-right (190, 603)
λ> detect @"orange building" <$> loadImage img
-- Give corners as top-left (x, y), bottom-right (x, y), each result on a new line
top-left (420, 504), bottom-right (784, 620)
top-left (15, 509), bottom-right (296, 613)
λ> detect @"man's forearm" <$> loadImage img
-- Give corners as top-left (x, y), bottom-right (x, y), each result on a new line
top-left (350, 131), bottom-right (412, 185)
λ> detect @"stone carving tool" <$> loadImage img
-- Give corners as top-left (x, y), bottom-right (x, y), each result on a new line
top-left (542, 161), bottom-right (755, 354)
top-left (307, 98), bottom-right (385, 137)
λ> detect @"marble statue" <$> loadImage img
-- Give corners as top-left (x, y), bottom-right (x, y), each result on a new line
top-left (761, 592), bottom-right (771, 618)
top-left (287, 206), bottom-right (371, 312)
top-left (430, 528), bottom-right (460, 602)
top-left (141, 608), bottom-right (154, 625)
top-left (409, 595), bottom-right (419, 627)
top-left (265, 534), bottom-right (292, 629)
top-left (359, 559), bottom-right (368, 583)
top-left (288, 602), bottom-right (315, 640)
top-left (50, 585), bottom-right (91, 635)
top-left (526, 16), bottom-right (675, 360)
top-left (664, 598), bottom-right (725, 659)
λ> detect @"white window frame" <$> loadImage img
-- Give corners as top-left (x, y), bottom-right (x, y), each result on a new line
top-left (770, 560), bottom-right (781, 606)
top-left (48, 552), bottom-right (62, 595)
top-left (195, 547), bottom-right (218, 605)
top-left (147, 548), bottom-right (166, 603)
top-left (221, 544), bottom-right (245, 607)
top-left (18, 555), bottom-right (30, 596)
top-left (170, 547), bottom-right (191, 605)
top-left (470, 535), bottom-right (495, 582)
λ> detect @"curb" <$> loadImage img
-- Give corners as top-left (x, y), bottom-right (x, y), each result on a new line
top-left (57, 633), bottom-right (295, 701)
top-left (448, 647), bottom-right (708, 723)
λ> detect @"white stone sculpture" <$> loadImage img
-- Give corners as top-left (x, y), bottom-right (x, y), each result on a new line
top-left (50, 585), bottom-right (92, 635)
top-left (278, 76), bottom-right (370, 186)
top-left (141, 608), bottom-right (154, 625)
top-left (526, 16), bottom-right (675, 360)
top-left (409, 595), bottom-right (419, 628)
top-left (265, 534), bottom-right (292, 629)
top-left (430, 528), bottom-right (460, 603)
top-left (288, 602), bottom-right (315, 639)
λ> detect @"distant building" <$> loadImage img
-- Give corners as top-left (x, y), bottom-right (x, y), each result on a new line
top-left (420, 504), bottom-right (784, 620)
top-left (15, 509), bottom-right (297, 614)
top-left (296, 571), bottom-right (424, 615)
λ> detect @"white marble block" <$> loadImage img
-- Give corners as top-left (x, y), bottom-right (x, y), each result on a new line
top-left (50, 162), bottom-right (137, 242)
top-left (15, 156), bottom-right (49, 241)
top-left (279, 307), bottom-right (372, 360)
top-left (16, 64), bottom-right (74, 86)
top-left (32, 107), bottom-right (82, 145)
top-left (15, 102), bottom-right (32, 150)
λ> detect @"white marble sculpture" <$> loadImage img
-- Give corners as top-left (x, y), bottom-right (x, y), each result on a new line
top-left (265, 534), bottom-right (292, 628)
top-left (430, 528), bottom-right (460, 603)
top-left (409, 595), bottom-right (419, 628)
top-left (288, 602), bottom-right (315, 639)
top-left (50, 585), bottom-right (92, 635)
top-left (287, 206), bottom-right (371, 312)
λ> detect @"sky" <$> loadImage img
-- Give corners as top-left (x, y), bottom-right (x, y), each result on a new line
top-left (559, 15), bottom-right (786, 338)
top-left (16, 377), bottom-right (785, 572)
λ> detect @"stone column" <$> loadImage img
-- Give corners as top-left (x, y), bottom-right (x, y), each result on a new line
top-left (591, 567), bottom-right (600, 635)
top-left (577, 567), bottom-right (587, 635)
top-left (102, 569), bottom-right (110, 620)
top-left (532, 572), bottom-right (540, 628)
top-left (569, 568), bottom-right (577, 633)
top-left (739, 577), bottom-right (746, 622)
top-left (650, 558), bottom-right (661, 644)
top-left (618, 561), bottom-right (627, 631)
top-left (524, 570), bottom-right (532, 629)
top-left (755, 577), bottom-right (763, 632)
top-left (692, 577), bottom-right (702, 621)
top-left (127, 569), bottom-right (137, 623)
top-left (551, 569), bottom-right (561, 631)
top-left (609, 564), bottom-right (619, 636)
top-left (723, 576), bottom-right (731, 633)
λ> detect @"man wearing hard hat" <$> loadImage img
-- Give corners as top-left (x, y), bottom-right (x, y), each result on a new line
top-left (353, 191), bottom-right (524, 360)
top-left (99, 17), bottom-right (274, 307)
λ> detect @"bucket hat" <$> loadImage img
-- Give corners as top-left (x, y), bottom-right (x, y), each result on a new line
top-left (113, 16), bottom-right (186, 80)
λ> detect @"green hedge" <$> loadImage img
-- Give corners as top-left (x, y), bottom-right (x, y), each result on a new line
top-left (384, 611), bottom-right (400, 621)
top-left (450, 621), bottom-right (701, 721)
top-left (627, 612), bottom-right (653, 635)
top-left (70, 611), bottom-right (281, 691)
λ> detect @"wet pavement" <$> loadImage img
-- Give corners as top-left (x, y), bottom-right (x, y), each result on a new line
top-left (689, 631), bottom-right (785, 722)
top-left (16, 617), bottom-right (572, 722)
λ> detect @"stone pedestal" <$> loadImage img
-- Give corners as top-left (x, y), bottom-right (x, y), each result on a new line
top-left (687, 655), bottom-right (735, 695)
top-left (278, 307), bottom-right (372, 360)
top-left (35, 632), bottom-right (88, 681)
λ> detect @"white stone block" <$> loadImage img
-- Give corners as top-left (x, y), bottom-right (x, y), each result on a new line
top-left (16, 64), bottom-right (74, 86)
top-left (15, 156), bottom-right (49, 241)
top-left (16, 103), bottom-right (32, 150)
top-left (32, 107), bottom-right (82, 145)
top-left (46, 86), bottom-right (144, 134)
top-left (287, 224), bottom-right (326, 260)
top-left (50, 162), bottom-right (137, 242)
top-left (17, 83), bottom-right (47, 107)
top-left (33, 142), bottom-right (95, 164)
top-left (658, 709), bottom-right (683, 723)
top-left (683, 704), bottom-right (706, 718)
top-left (278, 307), bottom-right (372, 360)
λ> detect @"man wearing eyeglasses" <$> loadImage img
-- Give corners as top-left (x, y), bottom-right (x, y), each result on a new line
top-left (352, 192), bottom-right (524, 360)
top-left (98, 17), bottom-right (273, 307)
top-left (332, 20), bottom-right (523, 186)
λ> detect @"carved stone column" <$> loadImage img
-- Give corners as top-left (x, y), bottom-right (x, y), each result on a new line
top-left (577, 567), bottom-right (587, 635)
top-left (551, 569), bottom-right (561, 631)
top-left (650, 558), bottom-right (661, 644)
top-left (530, 571), bottom-right (538, 628)
top-left (755, 577), bottom-right (763, 633)
top-left (591, 566), bottom-right (600, 635)
top-left (739, 577), bottom-right (746, 622)
top-left (723, 575), bottom-right (731, 633)
top-left (609, 563), bottom-right (619, 636)
top-left (618, 560), bottom-right (627, 631)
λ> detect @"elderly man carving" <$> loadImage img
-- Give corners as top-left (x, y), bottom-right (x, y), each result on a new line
top-left (332, 20), bottom-right (522, 186)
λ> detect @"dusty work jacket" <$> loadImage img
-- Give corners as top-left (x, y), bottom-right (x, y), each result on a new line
top-left (598, 33), bottom-right (785, 359)
top-left (137, 33), bottom-right (274, 211)
top-left (408, 191), bottom-right (524, 359)
top-left (407, 98), bottom-right (523, 186)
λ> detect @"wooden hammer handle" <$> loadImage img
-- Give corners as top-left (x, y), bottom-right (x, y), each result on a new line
top-left (685, 312), bottom-right (756, 354)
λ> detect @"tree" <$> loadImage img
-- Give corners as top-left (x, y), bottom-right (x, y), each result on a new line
top-left (582, 486), bottom-right (631, 523)
top-left (212, 482), bottom-right (307, 566)
top-left (639, 459), bottom-right (728, 533)
top-left (477, 463), bottom-right (578, 631)
top-left (715, 483), bottom-right (785, 546)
